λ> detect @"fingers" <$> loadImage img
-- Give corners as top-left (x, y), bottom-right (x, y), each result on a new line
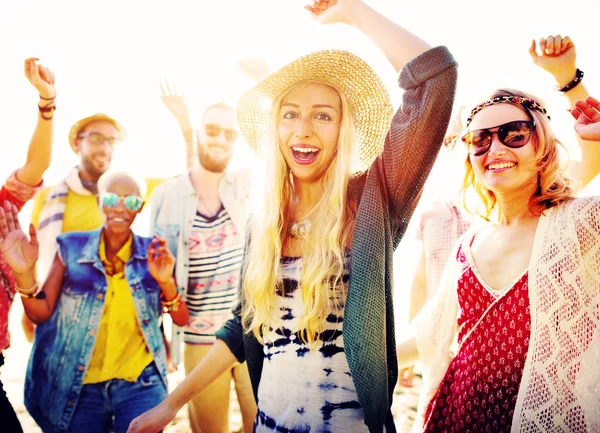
top-left (538, 37), bottom-right (547, 55)
top-left (10, 204), bottom-right (22, 232)
top-left (574, 99), bottom-right (600, 123)
top-left (528, 39), bottom-right (539, 60)
top-left (29, 224), bottom-right (39, 247)
top-left (554, 34), bottom-right (562, 54)
top-left (570, 108), bottom-right (582, 121)
top-left (562, 36), bottom-right (574, 53)
top-left (545, 35), bottom-right (555, 55)
top-left (584, 96), bottom-right (600, 110)
top-left (0, 203), bottom-right (8, 239)
top-left (4, 201), bottom-right (16, 232)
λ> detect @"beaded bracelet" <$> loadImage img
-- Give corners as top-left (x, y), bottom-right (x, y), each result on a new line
top-left (38, 103), bottom-right (56, 121)
top-left (160, 287), bottom-right (183, 312)
top-left (556, 68), bottom-right (584, 93)
top-left (15, 280), bottom-right (46, 299)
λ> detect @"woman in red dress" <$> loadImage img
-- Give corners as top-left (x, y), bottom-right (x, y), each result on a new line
top-left (398, 89), bottom-right (600, 433)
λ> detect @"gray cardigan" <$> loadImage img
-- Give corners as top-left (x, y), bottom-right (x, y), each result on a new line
top-left (216, 45), bottom-right (458, 433)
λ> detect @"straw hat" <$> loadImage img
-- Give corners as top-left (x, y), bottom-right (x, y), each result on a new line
top-left (236, 49), bottom-right (394, 173)
top-left (68, 113), bottom-right (126, 153)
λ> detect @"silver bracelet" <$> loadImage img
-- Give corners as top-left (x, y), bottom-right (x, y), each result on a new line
top-left (15, 280), bottom-right (45, 299)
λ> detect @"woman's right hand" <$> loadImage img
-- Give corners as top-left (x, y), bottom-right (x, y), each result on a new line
top-left (0, 201), bottom-right (38, 275)
top-left (571, 96), bottom-right (600, 142)
top-left (127, 400), bottom-right (177, 433)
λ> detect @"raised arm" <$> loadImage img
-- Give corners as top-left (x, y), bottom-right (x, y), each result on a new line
top-left (0, 202), bottom-right (64, 324)
top-left (160, 78), bottom-right (195, 169)
top-left (17, 58), bottom-right (56, 187)
top-left (529, 35), bottom-right (599, 187)
top-left (307, 1), bottom-right (458, 226)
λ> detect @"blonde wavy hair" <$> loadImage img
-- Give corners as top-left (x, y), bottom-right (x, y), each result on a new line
top-left (242, 81), bottom-right (356, 347)
top-left (460, 89), bottom-right (575, 220)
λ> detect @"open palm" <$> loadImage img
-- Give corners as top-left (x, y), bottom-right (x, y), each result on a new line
top-left (0, 202), bottom-right (38, 274)
top-left (147, 236), bottom-right (175, 284)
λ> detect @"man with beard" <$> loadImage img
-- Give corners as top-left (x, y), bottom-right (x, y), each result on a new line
top-left (149, 102), bottom-right (257, 433)
top-left (31, 113), bottom-right (126, 281)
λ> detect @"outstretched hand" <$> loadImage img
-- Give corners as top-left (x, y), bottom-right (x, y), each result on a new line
top-left (528, 35), bottom-right (576, 84)
top-left (160, 77), bottom-right (190, 123)
top-left (571, 96), bottom-right (600, 142)
top-left (304, 0), bottom-right (360, 25)
top-left (24, 58), bottom-right (56, 100)
top-left (147, 235), bottom-right (175, 285)
top-left (0, 201), bottom-right (39, 275)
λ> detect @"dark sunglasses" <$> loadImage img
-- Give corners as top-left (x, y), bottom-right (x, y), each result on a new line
top-left (204, 124), bottom-right (238, 142)
top-left (461, 120), bottom-right (534, 156)
top-left (101, 192), bottom-right (143, 211)
top-left (78, 132), bottom-right (121, 147)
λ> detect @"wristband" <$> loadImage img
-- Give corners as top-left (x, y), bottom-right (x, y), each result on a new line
top-left (556, 68), bottom-right (584, 93)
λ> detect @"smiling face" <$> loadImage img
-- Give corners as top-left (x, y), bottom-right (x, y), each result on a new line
top-left (197, 105), bottom-right (237, 173)
top-left (101, 174), bottom-right (143, 235)
top-left (467, 104), bottom-right (539, 195)
top-left (278, 82), bottom-right (342, 184)
top-left (74, 120), bottom-right (119, 181)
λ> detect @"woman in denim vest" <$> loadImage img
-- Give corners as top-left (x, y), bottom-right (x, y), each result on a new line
top-left (0, 171), bottom-right (189, 433)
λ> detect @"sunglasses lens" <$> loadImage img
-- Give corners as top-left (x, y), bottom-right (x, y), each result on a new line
top-left (464, 131), bottom-right (491, 156)
top-left (498, 121), bottom-right (532, 148)
top-left (102, 193), bottom-right (118, 208)
top-left (124, 196), bottom-right (143, 211)
top-left (225, 130), bottom-right (238, 142)
top-left (205, 125), bottom-right (220, 137)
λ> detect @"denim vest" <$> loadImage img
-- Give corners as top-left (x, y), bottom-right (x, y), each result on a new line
top-left (24, 229), bottom-right (168, 432)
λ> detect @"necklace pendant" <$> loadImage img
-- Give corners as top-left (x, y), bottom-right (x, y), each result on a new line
top-left (289, 220), bottom-right (311, 239)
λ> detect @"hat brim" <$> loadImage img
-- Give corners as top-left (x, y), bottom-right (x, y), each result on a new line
top-left (68, 113), bottom-right (126, 153)
top-left (236, 49), bottom-right (394, 173)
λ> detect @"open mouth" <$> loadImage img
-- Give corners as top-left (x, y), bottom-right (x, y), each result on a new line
top-left (291, 146), bottom-right (320, 165)
top-left (486, 161), bottom-right (516, 172)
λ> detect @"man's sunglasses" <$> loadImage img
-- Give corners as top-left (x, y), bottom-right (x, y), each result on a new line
top-left (204, 124), bottom-right (238, 142)
top-left (78, 132), bottom-right (121, 147)
top-left (101, 192), bottom-right (143, 211)
top-left (461, 120), bottom-right (534, 157)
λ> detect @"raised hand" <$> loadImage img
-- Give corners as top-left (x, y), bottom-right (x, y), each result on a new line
top-left (571, 96), bottom-right (600, 142)
top-left (304, 0), bottom-right (360, 24)
top-left (160, 77), bottom-right (190, 123)
top-left (528, 35), bottom-right (577, 87)
top-left (147, 236), bottom-right (175, 285)
top-left (0, 201), bottom-right (39, 275)
top-left (24, 58), bottom-right (56, 100)
top-left (398, 365), bottom-right (415, 388)
top-left (127, 401), bottom-right (177, 433)
top-left (237, 57), bottom-right (269, 83)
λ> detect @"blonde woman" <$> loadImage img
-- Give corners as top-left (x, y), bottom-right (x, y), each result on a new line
top-left (128, 1), bottom-right (457, 432)
top-left (398, 89), bottom-right (600, 432)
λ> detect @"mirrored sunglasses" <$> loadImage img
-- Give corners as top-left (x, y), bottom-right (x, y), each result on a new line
top-left (461, 120), bottom-right (534, 157)
top-left (101, 192), bottom-right (143, 211)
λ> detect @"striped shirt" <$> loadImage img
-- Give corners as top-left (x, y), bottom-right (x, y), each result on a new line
top-left (184, 207), bottom-right (244, 344)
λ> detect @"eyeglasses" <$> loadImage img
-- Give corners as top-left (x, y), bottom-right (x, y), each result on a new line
top-left (78, 132), bottom-right (121, 147)
top-left (204, 124), bottom-right (238, 142)
top-left (461, 120), bottom-right (534, 156)
top-left (101, 192), bottom-right (143, 211)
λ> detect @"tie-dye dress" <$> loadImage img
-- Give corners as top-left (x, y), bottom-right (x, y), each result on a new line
top-left (254, 255), bottom-right (369, 433)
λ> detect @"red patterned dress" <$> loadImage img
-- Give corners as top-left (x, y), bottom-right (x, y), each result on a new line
top-left (423, 240), bottom-right (531, 433)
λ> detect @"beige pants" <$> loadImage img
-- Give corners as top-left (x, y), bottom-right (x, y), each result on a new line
top-left (184, 343), bottom-right (257, 433)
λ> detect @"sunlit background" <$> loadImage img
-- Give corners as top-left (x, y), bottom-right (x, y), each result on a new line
top-left (2, 0), bottom-right (599, 348)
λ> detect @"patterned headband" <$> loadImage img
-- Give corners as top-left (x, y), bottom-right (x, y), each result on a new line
top-left (466, 96), bottom-right (551, 127)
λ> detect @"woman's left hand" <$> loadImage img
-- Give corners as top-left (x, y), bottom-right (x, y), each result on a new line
top-left (304, 0), bottom-right (361, 25)
top-left (147, 236), bottom-right (176, 284)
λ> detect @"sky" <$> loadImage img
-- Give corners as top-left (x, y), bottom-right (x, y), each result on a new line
top-left (1, 0), bottom-right (599, 332)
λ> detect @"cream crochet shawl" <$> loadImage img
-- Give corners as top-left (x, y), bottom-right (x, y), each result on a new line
top-left (413, 196), bottom-right (600, 433)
